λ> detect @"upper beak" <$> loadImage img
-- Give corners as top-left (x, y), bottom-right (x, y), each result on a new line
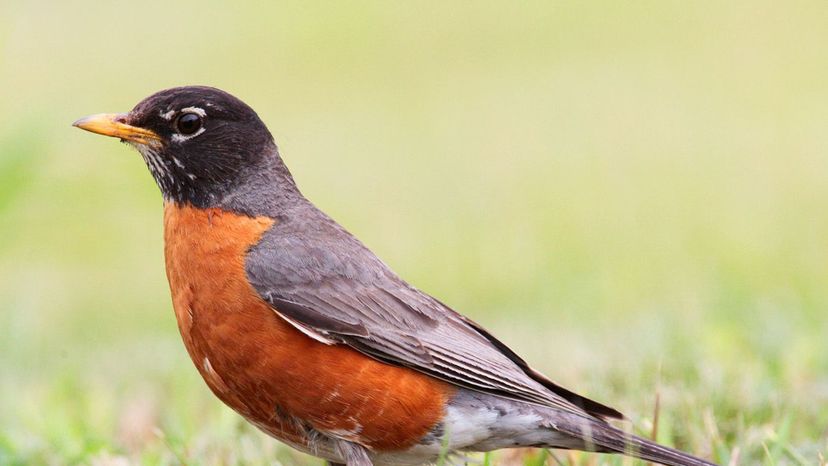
top-left (73, 113), bottom-right (161, 146)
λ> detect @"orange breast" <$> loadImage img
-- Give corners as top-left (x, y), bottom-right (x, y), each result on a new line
top-left (163, 203), bottom-right (454, 451)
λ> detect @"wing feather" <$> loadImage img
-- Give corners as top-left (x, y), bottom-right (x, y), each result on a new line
top-left (246, 213), bottom-right (622, 420)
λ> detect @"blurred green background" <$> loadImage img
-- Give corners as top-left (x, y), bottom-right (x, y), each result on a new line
top-left (1, 1), bottom-right (826, 465)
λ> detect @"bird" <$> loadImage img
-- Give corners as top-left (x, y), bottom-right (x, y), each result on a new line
top-left (73, 86), bottom-right (716, 466)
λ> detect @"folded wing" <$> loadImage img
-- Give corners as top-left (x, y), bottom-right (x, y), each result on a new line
top-left (245, 216), bottom-right (622, 421)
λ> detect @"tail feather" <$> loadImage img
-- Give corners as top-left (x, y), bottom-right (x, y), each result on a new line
top-left (556, 418), bottom-right (718, 466)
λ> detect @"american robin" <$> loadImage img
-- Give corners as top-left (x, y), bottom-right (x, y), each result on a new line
top-left (74, 86), bottom-right (716, 466)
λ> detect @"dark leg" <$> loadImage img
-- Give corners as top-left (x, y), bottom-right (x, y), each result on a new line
top-left (328, 463), bottom-right (345, 466)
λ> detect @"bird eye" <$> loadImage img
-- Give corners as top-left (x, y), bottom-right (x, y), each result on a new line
top-left (175, 112), bottom-right (202, 135)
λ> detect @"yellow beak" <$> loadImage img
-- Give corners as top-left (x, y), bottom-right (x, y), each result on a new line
top-left (73, 113), bottom-right (161, 146)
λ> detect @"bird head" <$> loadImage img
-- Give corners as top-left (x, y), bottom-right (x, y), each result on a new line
top-left (74, 86), bottom-right (286, 207)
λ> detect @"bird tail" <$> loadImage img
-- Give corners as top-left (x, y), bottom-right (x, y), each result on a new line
top-left (556, 417), bottom-right (718, 466)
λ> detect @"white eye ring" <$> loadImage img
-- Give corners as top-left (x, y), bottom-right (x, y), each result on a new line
top-left (171, 106), bottom-right (207, 143)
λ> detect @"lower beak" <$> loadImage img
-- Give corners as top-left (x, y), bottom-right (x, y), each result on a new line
top-left (73, 113), bottom-right (161, 146)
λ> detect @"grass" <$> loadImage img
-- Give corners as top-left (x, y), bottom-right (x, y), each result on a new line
top-left (1, 1), bottom-right (827, 465)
